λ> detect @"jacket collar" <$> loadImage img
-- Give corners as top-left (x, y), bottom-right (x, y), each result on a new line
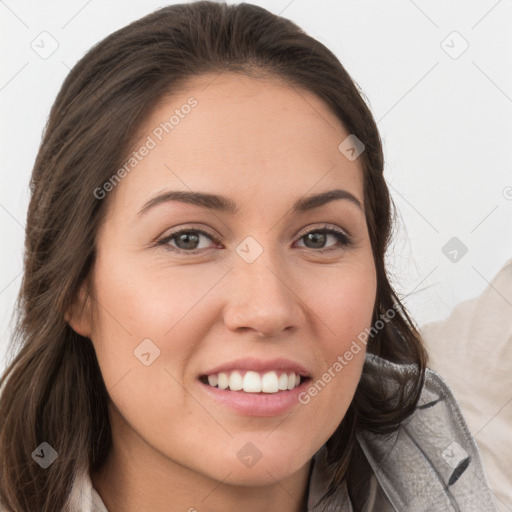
top-left (355, 355), bottom-right (497, 511)
top-left (305, 354), bottom-right (498, 511)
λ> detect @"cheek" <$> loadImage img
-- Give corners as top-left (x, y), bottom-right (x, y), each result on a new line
top-left (298, 260), bottom-right (376, 439)
top-left (90, 252), bottom-right (221, 350)
top-left (88, 254), bottom-right (227, 416)
top-left (311, 259), bottom-right (377, 354)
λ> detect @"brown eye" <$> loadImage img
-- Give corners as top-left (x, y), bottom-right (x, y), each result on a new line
top-left (157, 229), bottom-right (219, 253)
top-left (296, 227), bottom-right (352, 251)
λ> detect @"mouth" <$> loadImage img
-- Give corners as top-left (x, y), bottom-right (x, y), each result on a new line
top-left (197, 358), bottom-right (312, 417)
top-left (199, 369), bottom-right (307, 393)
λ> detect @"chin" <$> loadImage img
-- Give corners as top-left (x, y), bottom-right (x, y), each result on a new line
top-left (212, 459), bottom-right (308, 487)
top-left (198, 441), bottom-right (311, 486)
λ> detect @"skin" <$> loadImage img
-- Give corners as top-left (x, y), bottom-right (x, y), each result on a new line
top-left (67, 72), bottom-right (377, 512)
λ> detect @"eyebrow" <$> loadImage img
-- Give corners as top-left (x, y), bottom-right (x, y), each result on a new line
top-left (137, 188), bottom-right (363, 217)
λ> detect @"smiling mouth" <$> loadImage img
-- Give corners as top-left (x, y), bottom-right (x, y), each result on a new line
top-left (199, 370), bottom-right (310, 394)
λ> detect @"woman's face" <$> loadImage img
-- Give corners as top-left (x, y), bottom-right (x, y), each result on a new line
top-left (70, 73), bottom-right (377, 487)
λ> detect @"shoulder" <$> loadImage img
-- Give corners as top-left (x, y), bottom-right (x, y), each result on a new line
top-left (356, 354), bottom-right (498, 511)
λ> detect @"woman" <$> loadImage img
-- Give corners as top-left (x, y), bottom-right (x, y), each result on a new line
top-left (0, 2), bottom-right (497, 511)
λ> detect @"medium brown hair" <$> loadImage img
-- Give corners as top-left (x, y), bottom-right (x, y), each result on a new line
top-left (0, 2), bottom-right (427, 510)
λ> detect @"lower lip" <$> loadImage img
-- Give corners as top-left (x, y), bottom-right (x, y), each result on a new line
top-left (197, 378), bottom-right (311, 417)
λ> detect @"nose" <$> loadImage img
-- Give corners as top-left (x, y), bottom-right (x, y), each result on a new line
top-left (222, 248), bottom-right (306, 338)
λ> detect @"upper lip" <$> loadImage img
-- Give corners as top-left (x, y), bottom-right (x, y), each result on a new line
top-left (201, 357), bottom-right (311, 377)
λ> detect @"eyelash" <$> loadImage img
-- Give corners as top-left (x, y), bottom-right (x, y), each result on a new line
top-left (156, 224), bottom-right (353, 255)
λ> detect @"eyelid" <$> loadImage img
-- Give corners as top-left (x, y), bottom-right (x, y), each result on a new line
top-left (295, 222), bottom-right (351, 240)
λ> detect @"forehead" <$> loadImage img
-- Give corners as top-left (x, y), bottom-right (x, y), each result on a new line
top-left (108, 72), bottom-right (364, 218)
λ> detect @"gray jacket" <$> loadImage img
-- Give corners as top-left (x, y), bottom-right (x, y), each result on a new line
top-left (71, 355), bottom-right (498, 511)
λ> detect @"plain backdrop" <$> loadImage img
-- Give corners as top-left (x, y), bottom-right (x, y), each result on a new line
top-left (1, 0), bottom-right (511, 372)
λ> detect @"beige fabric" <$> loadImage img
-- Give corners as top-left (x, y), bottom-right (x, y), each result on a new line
top-left (420, 258), bottom-right (512, 511)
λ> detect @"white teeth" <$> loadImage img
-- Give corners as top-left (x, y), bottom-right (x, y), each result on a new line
top-left (287, 372), bottom-right (296, 390)
top-left (228, 371), bottom-right (243, 391)
top-left (243, 371), bottom-right (261, 393)
top-left (278, 373), bottom-right (288, 391)
top-left (218, 372), bottom-right (229, 390)
top-left (261, 372), bottom-right (279, 393)
top-left (205, 370), bottom-right (302, 393)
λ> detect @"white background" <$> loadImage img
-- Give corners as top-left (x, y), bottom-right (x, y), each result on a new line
top-left (1, 0), bottom-right (511, 372)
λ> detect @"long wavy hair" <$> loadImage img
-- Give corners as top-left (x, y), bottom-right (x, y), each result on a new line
top-left (0, 2), bottom-right (427, 511)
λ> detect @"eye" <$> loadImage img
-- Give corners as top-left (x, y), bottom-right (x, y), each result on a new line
top-left (156, 228), bottom-right (220, 253)
top-left (295, 225), bottom-right (353, 252)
